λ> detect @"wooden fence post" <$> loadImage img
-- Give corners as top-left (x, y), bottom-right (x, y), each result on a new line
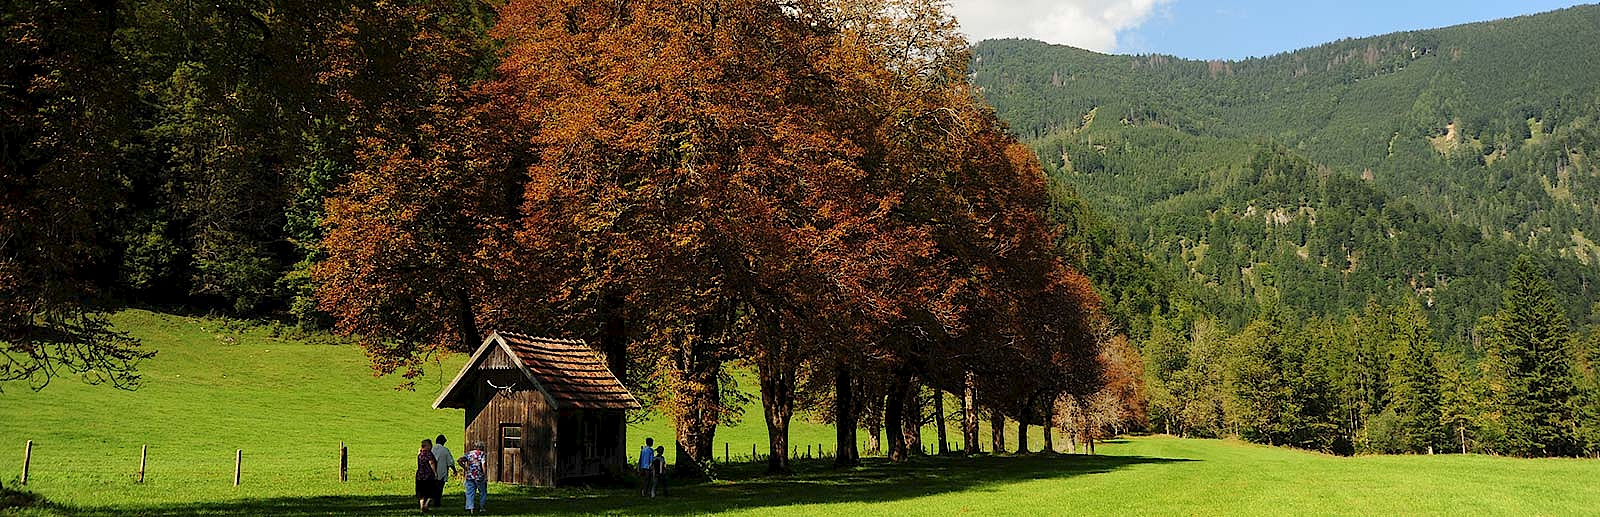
top-left (340, 442), bottom-right (349, 482)
top-left (724, 443), bottom-right (729, 464)
top-left (139, 444), bottom-right (147, 483)
top-left (21, 440), bottom-right (31, 485)
top-left (751, 444), bottom-right (756, 462)
top-left (234, 449), bottom-right (242, 486)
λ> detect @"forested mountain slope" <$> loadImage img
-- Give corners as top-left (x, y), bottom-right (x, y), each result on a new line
top-left (975, 5), bottom-right (1600, 342)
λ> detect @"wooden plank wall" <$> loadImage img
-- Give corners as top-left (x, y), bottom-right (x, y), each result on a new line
top-left (480, 344), bottom-right (518, 370)
top-left (529, 388), bottom-right (556, 486)
top-left (555, 409), bottom-right (629, 479)
top-left (464, 348), bottom-right (557, 485)
top-left (605, 411), bottom-right (627, 472)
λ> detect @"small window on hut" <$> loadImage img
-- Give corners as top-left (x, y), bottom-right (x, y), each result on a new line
top-left (501, 424), bottom-right (522, 449)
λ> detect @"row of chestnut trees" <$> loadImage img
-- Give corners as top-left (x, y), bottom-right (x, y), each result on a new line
top-left (1144, 257), bottom-right (1600, 457)
top-left (315, 0), bottom-right (1136, 475)
top-left (2, 0), bottom-right (1133, 474)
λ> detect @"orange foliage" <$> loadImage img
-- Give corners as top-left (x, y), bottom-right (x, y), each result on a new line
top-left (314, 2), bottom-right (518, 386)
top-left (314, 0), bottom-right (1112, 467)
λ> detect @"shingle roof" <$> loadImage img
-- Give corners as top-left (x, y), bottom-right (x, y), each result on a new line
top-left (497, 332), bottom-right (641, 410)
top-left (432, 331), bottom-right (641, 411)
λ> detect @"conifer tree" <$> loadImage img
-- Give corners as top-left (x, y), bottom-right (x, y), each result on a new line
top-left (1385, 296), bottom-right (1445, 453)
top-left (1491, 256), bottom-right (1580, 457)
top-left (1437, 352), bottom-right (1486, 454)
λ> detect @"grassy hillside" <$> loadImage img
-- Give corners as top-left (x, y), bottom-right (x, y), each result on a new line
top-left (4, 311), bottom-right (1599, 515)
top-left (973, 5), bottom-right (1600, 339)
top-left (0, 310), bottom-right (461, 507)
top-left (0, 311), bottom-right (995, 510)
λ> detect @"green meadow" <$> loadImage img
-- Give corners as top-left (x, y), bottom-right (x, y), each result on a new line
top-left (3, 310), bottom-right (1599, 516)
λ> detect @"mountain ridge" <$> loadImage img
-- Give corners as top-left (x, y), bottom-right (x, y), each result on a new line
top-left (975, 4), bottom-right (1600, 341)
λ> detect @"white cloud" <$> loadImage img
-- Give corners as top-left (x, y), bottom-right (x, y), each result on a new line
top-left (945, 0), bottom-right (1174, 53)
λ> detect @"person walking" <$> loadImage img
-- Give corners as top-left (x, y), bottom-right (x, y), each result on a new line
top-left (430, 435), bottom-right (455, 509)
top-left (639, 437), bottom-right (655, 496)
top-left (650, 444), bottom-right (667, 497)
top-left (458, 441), bottom-right (488, 514)
top-left (416, 439), bottom-right (437, 513)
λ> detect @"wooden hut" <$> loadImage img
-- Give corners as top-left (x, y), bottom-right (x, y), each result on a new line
top-left (433, 331), bottom-right (640, 486)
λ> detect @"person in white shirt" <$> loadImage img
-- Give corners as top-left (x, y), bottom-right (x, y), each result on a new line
top-left (431, 434), bottom-right (456, 508)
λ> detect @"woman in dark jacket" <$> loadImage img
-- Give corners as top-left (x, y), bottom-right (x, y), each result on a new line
top-left (417, 439), bottom-right (437, 513)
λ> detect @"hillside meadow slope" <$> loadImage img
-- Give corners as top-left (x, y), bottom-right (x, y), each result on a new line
top-left (2, 311), bottom-right (1598, 515)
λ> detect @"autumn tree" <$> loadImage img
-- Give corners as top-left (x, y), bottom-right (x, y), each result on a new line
top-left (803, 0), bottom-right (974, 464)
top-left (1, 0), bottom-right (154, 393)
top-left (487, 0), bottom-right (890, 476)
top-left (314, 1), bottom-right (514, 386)
top-left (317, 0), bottom-right (1109, 475)
top-left (1069, 325), bottom-right (1145, 452)
top-left (821, 3), bottom-right (1105, 458)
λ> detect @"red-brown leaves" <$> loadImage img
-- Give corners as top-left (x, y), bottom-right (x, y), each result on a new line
top-left (314, 2), bottom-right (516, 385)
top-left (315, 2), bottom-right (1115, 438)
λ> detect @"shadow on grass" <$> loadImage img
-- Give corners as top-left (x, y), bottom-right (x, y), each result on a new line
top-left (57, 453), bottom-right (1192, 516)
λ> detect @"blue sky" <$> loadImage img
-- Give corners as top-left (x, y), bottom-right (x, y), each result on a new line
top-left (947, 1), bottom-right (1593, 60)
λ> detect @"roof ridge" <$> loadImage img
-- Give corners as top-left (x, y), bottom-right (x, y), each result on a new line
top-left (496, 330), bottom-right (586, 346)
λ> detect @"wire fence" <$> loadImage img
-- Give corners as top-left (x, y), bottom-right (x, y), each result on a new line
top-left (13, 438), bottom-right (994, 487)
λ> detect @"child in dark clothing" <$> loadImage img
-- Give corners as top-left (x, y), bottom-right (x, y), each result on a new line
top-left (650, 445), bottom-right (666, 497)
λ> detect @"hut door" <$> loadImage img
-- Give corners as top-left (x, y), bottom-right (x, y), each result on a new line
top-left (500, 424), bottom-right (523, 482)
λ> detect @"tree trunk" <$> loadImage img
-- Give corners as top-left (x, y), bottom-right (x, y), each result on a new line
top-left (962, 371), bottom-right (979, 455)
top-left (1043, 401), bottom-right (1055, 453)
top-left (1016, 403), bottom-right (1031, 454)
top-left (760, 400), bottom-right (792, 473)
top-left (758, 351), bottom-right (795, 474)
top-left (864, 388), bottom-right (882, 456)
top-left (884, 373), bottom-right (907, 462)
top-left (1082, 403), bottom-right (1096, 455)
top-left (865, 419), bottom-right (881, 455)
top-left (990, 408), bottom-right (1006, 454)
top-left (934, 388), bottom-right (949, 455)
top-left (672, 356), bottom-right (721, 478)
top-left (902, 375), bottom-right (923, 456)
top-left (833, 361), bottom-right (860, 468)
top-left (455, 288), bottom-right (480, 352)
